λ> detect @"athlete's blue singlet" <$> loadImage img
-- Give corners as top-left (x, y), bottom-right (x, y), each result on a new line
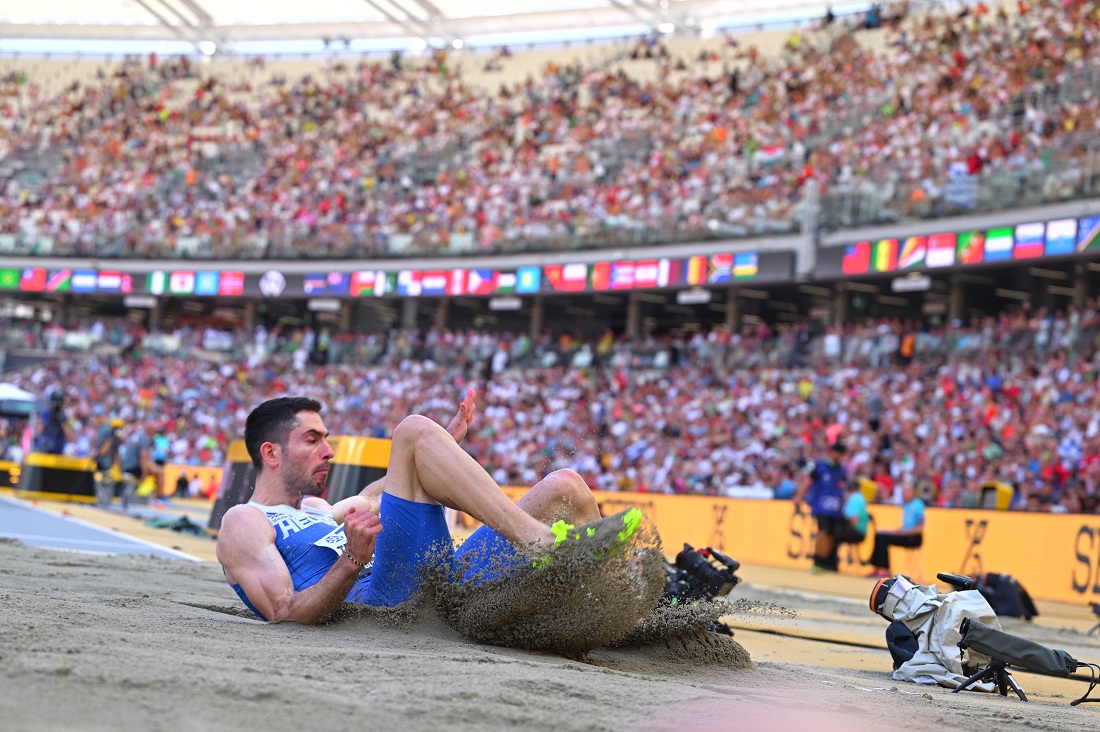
top-left (229, 494), bottom-right (524, 619)
top-left (229, 502), bottom-right (370, 620)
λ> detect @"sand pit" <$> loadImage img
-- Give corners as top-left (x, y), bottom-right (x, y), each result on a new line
top-left (1, 537), bottom-right (1099, 732)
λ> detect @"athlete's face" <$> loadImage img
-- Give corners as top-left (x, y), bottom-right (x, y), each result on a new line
top-left (279, 411), bottom-right (334, 499)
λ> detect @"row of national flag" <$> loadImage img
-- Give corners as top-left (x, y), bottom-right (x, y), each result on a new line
top-left (539, 253), bottom-right (759, 293)
top-left (841, 216), bottom-right (1100, 276)
top-left (342, 268), bottom-right (540, 297)
top-left (11, 217), bottom-right (1100, 299)
top-left (318, 253), bottom-right (762, 297)
top-left (0, 268), bottom-right (133, 293)
top-left (0, 251), bottom-right (765, 298)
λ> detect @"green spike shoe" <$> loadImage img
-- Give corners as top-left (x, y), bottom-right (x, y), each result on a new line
top-left (532, 507), bottom-right (644, 569)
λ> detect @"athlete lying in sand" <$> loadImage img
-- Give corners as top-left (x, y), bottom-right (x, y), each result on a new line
top-left (217, 390), bottom-right (637, 624)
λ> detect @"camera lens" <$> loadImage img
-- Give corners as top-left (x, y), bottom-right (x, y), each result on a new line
top-left (870, 576), bottom-right (896, 617)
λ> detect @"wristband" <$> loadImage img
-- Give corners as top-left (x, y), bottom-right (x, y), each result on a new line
top-left (343, 548), bottom-right (367, 569)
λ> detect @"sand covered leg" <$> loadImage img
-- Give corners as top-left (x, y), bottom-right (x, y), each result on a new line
top-left (432, 508), bottom-right (666, 655)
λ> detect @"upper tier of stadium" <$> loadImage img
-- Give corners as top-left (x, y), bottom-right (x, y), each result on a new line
top-left (3, 1), bottom-right (873, 50)
top-left (1, 0), bottom-right (1098, 262)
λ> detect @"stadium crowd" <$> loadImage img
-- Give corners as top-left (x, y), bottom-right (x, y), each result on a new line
top-left (3, 298), bottom-right (1100, 514)
top-left (2, 0), bottom-right (1100, 258)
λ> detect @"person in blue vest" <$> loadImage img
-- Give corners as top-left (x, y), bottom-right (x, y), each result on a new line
top-left (793, 442), bottom-right (849, 574)
top-left (34, 390), bottom-right (70, 455)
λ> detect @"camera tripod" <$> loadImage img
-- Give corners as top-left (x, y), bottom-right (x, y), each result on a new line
top-left (953, 658), bottom-right (1027, 702)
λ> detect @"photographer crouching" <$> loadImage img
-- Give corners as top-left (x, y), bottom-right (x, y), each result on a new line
top-left (34, 390), bottom-right (71, 455)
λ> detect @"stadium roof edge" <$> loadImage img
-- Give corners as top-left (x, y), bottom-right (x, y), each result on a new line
top-left (0, 0), bottom-right (876, 53)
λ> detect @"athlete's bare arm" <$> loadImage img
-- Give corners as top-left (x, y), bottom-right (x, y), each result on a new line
top-left (216, 503), bottom-right (381, 624)
top-left (331, 494), bottom-right (378, 523)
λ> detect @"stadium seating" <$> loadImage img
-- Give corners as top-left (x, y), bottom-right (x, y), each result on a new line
top-left (3, 300), bottom-right (1099, 515)
top-left (1, 0), bottom-right (1097, 258)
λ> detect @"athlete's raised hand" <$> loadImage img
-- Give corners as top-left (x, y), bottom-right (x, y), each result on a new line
top-left (445, 387), bottom-right (478, 444)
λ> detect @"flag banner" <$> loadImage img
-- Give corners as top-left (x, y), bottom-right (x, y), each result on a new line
top-left (1045, 219), bottom-right (1077, 257)
top-left (733, 252), bottom-right (759, 279)
top-left (926, 233), bottom-right (956, 268)
top-left (20, 268), bottom-right (46, 292)
top-left (842, 242), bottom-right (870, 275)
top-left (956, 231), bottom-right (985, 265)
top-left (984, 226), bottom-right (1014, 261)
top-left (46, 269), bottom-right (72, 292)
top-left (219, 271), bottom-right (245, 296)
top-left (872, 239), bottom-right (899, 272)
top-left (1013, 222), bottom-right (1045, 259)
top-left (898, 236), bottom-right (926, 269)
top-left (169, 271), bottom-right (195, 295)
top-left (1079, 216), bottom-right (1100, 252)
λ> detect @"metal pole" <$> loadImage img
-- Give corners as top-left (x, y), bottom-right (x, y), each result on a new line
top-left (1086, 142), bottom-right (1095, 197)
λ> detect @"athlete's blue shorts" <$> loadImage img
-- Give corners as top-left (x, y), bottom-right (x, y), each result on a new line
top-left (345, 492), bottom-right (525, 607)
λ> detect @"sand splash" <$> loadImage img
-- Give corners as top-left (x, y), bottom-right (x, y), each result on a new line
top-left (340, 510), bottom-right (754, 668)
top-left (429, 509), bottom-right (665, 655)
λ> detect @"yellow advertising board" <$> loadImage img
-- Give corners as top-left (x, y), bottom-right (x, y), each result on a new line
top-left (162, 464), bottom-right (223, 499)
top-left (0, 459), bottom-right (19, 489)
top-left (13, 452), bottom-right (98, 503)
top-left (920, 507), bottom-right (1100, 606)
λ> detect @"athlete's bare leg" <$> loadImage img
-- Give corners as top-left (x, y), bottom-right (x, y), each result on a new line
top-left (385, 415), bottom-right (585, 548)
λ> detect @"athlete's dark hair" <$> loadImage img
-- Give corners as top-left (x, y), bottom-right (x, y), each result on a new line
top-left (244, 397), bottom-right (323, 473)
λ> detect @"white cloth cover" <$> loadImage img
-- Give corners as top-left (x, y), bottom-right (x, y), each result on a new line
top-left (879, 574), bottom-right (1001, 689)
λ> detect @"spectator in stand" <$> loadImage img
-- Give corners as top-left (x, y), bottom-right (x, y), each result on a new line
top-left (2, 1), bottom-right (1100, 257)
top-left (5, 296), bottom-right (1100, 516)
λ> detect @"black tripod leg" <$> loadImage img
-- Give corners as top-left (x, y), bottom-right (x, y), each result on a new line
top-left (1002, 671), bottom-right (1028, 702)
top-left (952, 667), bottom-right (991, 694)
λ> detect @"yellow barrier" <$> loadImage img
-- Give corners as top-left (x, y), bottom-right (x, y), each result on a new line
top-left (0, 459), bottom-right (18, 489)
top-left (13, 452), bottom-right (98, 503)
top-left (921, 507), bottom-right (1100, 605)
top-left (207, 437), bottom-right (391, 535)
top-left (9, 441), bottom-right (1093, 604)
top-left (9, 442), bottom-right (1091, 604)
top-left (857, 477), bottom-right (878, 504)
top-left (979, 481), bottom-right (1014, 510)
top-left (25, 431), bottom-right (1069, 603)
top-left (162, 464), bottom-right (223, 499)
top-left (325, 436), bottom-right (390, 505)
